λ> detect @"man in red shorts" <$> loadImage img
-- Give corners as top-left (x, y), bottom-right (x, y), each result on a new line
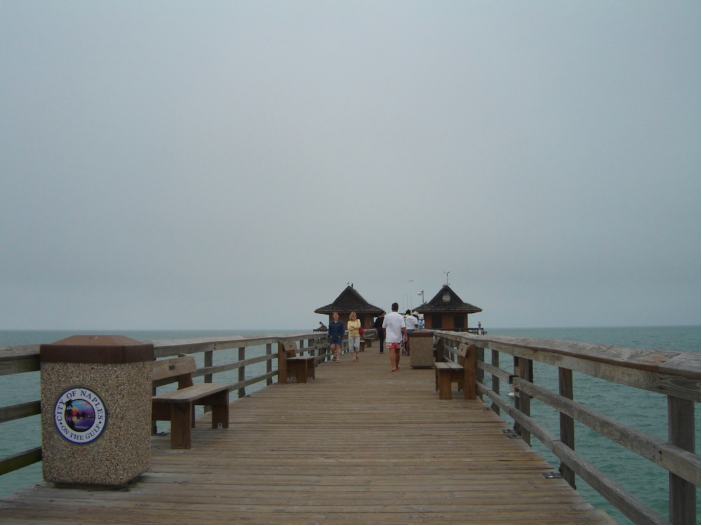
top-left (382, 302), bottom-right (407, 372)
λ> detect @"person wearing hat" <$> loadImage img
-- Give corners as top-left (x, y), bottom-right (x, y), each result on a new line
top-left (404, 310), bottom-right (418, 356)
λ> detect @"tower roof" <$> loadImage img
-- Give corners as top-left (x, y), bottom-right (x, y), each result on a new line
top-left (314, 285), bottom-right (384, 315)
top-left (414, 284), bottom-right (482, 313)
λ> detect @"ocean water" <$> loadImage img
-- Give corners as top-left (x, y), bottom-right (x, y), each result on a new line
top-left (0, 326), bottom-right (699, 524)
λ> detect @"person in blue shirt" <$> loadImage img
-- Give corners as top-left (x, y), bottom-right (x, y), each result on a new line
top-left (327, 312), bottom-right (345, 363)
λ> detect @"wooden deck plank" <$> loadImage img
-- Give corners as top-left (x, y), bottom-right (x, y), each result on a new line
top-left (0, 350), bottom-right (614, 524)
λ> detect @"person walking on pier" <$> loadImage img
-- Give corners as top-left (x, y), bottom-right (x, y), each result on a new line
top-left (374, 312), bottom-right (386, 353)
top-left (382, 303), bottom-right (406, 372)
top-left (404, 310), bottom-right (418, 356)
top-left (347, 311), bottom-right (362, 362)
top-left (328, 312), bottom-right (344, 363)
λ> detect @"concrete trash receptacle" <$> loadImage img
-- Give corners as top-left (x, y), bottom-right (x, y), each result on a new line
top-left (409, 331), bottom-right (435, 368)
top-left (40, 335), bottom-right (154, 486)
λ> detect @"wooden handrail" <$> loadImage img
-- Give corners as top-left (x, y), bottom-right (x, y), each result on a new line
top-left (434, 332), bottom-right (700, 400)
top-left (0, 331), bottom-right (330, 480)
top-left (433, 330), bottom-right (700, 525)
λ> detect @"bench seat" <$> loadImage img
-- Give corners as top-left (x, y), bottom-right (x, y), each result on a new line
top-left (152, 356), bottom-right (232, 449)
top-left (435, 362), bottom-right (465, 400)
top-left (278, 341), bottom-right (315, 384)
top-left (434, 344), bottom-right (476, 400)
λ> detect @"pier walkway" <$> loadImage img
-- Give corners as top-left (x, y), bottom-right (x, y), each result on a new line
top-left (0, 349), bottom-right (613, 524)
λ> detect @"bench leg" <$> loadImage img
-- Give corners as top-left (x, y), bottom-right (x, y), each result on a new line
top-left (296, 362), bottom-right (306, 383)
top-left (437, 370), bottom-right (453, 400)
top-left (210, 391), bottom-right (230, 429)
top-left (170, 403), bottom-right (192, 449)
top-left (288, 362), bottom-right (306, 383)
top-left (453, 371), bottom-right (464, 394)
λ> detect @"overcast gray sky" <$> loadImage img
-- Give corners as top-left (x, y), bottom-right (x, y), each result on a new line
top-left (0, 1), bottom-right (699, 331)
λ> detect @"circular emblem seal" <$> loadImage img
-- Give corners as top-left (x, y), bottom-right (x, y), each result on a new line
top-left (53, 387), bottom-right (107, 445)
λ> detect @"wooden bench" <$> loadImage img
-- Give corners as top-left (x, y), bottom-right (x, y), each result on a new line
top-left (152, 355), bottom-right (231, 449)
top-left (435, 343), bottom-right (477, 400)
top-left (362, 329), bottom-right (374, 349)
top-left (277, 340), bottom-right (316, 384)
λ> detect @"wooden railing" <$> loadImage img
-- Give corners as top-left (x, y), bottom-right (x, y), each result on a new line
top-left (433, 330), bottom-right (700, 525)
top-left (0, 332), bottom-right (337, 480)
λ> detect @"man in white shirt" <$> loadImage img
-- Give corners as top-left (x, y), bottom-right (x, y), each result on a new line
top-left (382, 302), bottom-right (406, 372)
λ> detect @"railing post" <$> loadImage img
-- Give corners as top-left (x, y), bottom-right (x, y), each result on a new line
top-left (513, 357), bottom-right (521, 436)
top-left (238, 346), bottom-right (246, 398)
top-left (204, 350), bottom-right (213, 384)
top-left (203, 350), bottom-right (214, 414)
top-left (464, 344), bottom-right (477, 399)
top-left (668, 396), bottom-right (696, 524)
top-left (475, 346), bottom-right (484, 388)
top-left (277, 341), bottom-right (288, 384)
top-left (514, 357), bottom-right (532, 446)
top-left (435, 338), bottom-right (446, 362)
top-left (266, 343), bottom-right (272, 386)
top-left (558, 367), bottom-right (576, 488)
top-left (491, 349), bottom-right (500, 415)
top-left (308, 338), bottom-right (317, 364)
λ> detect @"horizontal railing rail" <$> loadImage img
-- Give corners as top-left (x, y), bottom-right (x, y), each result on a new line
top-left (0, 331), bottom-right (340, 482)
top-left (433, 330), bottom-right (700, 525)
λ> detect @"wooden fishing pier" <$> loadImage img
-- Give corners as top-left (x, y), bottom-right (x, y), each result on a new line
top-left (0, 331), bottom-right (699, 524)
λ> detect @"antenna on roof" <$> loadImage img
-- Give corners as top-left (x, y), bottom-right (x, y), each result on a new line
top-left (444, 271), bottom-right (450, 285)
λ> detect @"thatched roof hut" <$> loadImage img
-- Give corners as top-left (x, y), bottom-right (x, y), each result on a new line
top-left (314, 285), bottom-right (383, 329)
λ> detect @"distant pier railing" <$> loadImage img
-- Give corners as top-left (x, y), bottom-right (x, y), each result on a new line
top-left (433, 330), bottom-right (700, 525)
top-left (0, 332), bottom-right (336, 480)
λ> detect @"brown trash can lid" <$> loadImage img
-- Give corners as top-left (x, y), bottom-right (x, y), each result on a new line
top-left (40, 335), bottom-right (155, 364)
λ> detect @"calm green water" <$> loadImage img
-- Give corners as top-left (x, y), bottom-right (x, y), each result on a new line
top-left (1, 326), bottom-right (699, 524)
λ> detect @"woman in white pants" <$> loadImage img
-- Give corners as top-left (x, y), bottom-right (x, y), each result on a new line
top-left (347, 311), bottom-right (362, 361)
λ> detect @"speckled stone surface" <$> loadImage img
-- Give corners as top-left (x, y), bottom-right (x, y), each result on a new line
top-left (40, 361), bottom-right (152, 486)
